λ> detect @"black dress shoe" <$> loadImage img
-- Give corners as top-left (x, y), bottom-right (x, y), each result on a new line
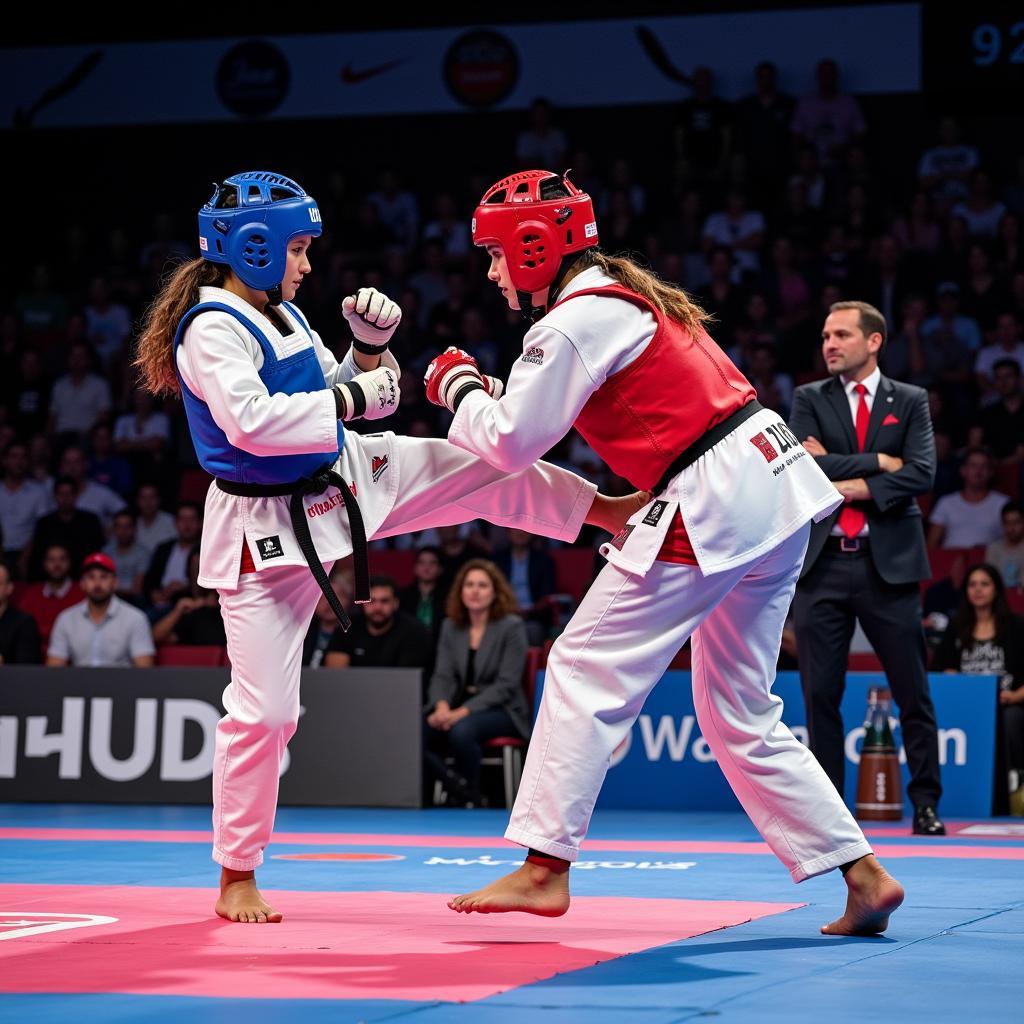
top-left (913, 805), bottom-right (946, 835)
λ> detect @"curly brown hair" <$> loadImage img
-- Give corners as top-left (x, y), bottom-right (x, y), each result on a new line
top-left (134, 258), bottom-right (227, 396)
top-left (445, 558), bottom-right (519, 627)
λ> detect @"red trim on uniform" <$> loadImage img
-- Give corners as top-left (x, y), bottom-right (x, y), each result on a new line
top-left (239, 538), bottom-right (256, 574)
top-left (658, 511), bottom-right (699, 565)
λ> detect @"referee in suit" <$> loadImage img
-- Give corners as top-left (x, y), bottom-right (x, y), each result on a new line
top-left (789, 300), bottom-right (945, 836)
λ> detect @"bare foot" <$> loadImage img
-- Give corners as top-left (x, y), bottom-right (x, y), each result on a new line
top-left (821, 855), bottom-right (904, 936)
top-left (447, 857), bottom-right (571, 916)
top-left (215, 868), bottom-right (283, 923)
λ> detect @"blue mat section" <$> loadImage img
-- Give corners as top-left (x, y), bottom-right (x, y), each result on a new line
top-left (2, 805), bottom-right (1021, 1023)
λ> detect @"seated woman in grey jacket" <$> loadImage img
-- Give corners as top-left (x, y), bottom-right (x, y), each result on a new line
top-left (425, 559), bottom-right (530, 806)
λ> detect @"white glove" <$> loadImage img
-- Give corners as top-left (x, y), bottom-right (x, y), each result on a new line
top-left (334, 366), bottom-right (400, 421)
top-left (342, 287), bottom-right (402, 355)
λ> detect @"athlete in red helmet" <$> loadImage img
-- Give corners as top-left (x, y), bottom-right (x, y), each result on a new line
top-left (425, 170), bottom-right (905, 936)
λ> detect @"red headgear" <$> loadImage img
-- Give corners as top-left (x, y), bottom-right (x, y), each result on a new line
top-left (471, 170), bottom-right (599, 296)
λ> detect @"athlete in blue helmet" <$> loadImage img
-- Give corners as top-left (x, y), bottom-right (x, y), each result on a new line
top-left (135, 170), bottom-right (647, 923)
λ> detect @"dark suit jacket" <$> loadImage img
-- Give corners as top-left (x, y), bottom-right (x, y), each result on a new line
top-left (493, 548), bottom-right (557, 607)
top-left (426, 614), bottom-right (530, 738)
top-left (143, 540), bottom-right (191, 603)
top-left (789, 373), bottom-right (935, 584)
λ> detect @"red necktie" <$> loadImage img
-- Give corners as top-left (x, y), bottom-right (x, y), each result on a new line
top-left (838, 382), bottom-right (869, 539)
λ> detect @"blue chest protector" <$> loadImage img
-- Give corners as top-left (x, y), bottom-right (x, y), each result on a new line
top-left (173, 301), bottom-right (344, 485)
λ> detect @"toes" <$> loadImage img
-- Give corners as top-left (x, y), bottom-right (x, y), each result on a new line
top-left (254, 911), bottom-right (268, 924)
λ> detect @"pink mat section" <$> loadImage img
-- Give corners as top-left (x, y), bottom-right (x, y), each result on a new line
top-left (0, 884), bottom-right (799, 1002)
top-left (2, 828), bottom-right (1023, 859)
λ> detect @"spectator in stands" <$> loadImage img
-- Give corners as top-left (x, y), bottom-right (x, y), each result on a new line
top-left (920, 283), bottom-right (980, 402)
top-left (931, 563), bottom-right (1024, 813)
top-left (302, 572), bottom-right (353, 668)
top-left (15, 265), bottom-right (67, 343)
top-left (0, 562), bottom-right (41, 664)
top-left (696, 246), bottom-right (746, 347)
top-left (600, 158), bottom-right (648, 219)
top-left (424, 560), bottom-right (530, 807)
top-left (791, 58), bottom-right (865, 167)
top-left (892, 192), bottom-right (942, 265)
top-left (494, 529), bottom-right (557, 645)
top-left (16, 543), bottom-right (82, 653)
top-left (0, 442), bottom-right (50, 574)
top-left (859, 234), bottom-right (915, 335)
top-left (26, 434), bottom-right (54, 493)
top-left (995, 211), bottom-right (1022, 281)
top-left (917, 117), bottom-right (979, 211)
top-left (422, 193), bottom-right (471, 259)
top-left (674, 66), bottom-right (733, 189)
top-left (133, 482), bottom-right (177, 552)
top-left (437, 523), bottom-right (492, 579)
top-left (323, 575), bottom-right (434, 682)
top-left (928, 447), bottom-right (1010, 549)
top-left (951, 169), bottom-right (1007, 240)
top-left (58, 444), bottom-right (126, 528)
top-left (115, 387), bottom-right (171, 464)
top-left (736, 61), bottom-right (794, 209)
top-left (5, 349), bottom-right (52, 439)
top-left (976, 314), bottom-right (1024, 403)
top-left (747, 342), bottom-right (794, 419)
top-left (985, 502), bottom-right (1024, 589)
top-left (515, 98), bottom-right (569, 172)
top-left (152, 549), bottom-right (225, 646)
top-left (24, 477), bottom-right (104, 579)
top-left (881, 293), bottom-right (928, 384)
top-left (83, 275), bottom-right (132, 367)
top-left (87, 422), bottom-right (133, 499)
top-left (48, 340), bottom-right (111, 442)
top-left (399, 545), bottom-right (447, 640)
top-left (47, 552), bottom-right (155, 667)
top-left (702, 189), bottom-right (766, 283)
top-left (408, 240), bottom-right (450, 327)
top-left (367, 169), bottom-right (420, 253)
top-left (979, 359), bottom-right (1024, 462)
top-left (963, 243), bottom-right (1010, 339)
top-left (143, 501), bottom-right (203, 612)
top-left (103, 509), bottom-right (151, 601)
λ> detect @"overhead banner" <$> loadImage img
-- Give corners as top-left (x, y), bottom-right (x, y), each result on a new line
top-left (1, 6), bottom-right (920, 129)
top-left (0, 667), bottom-right (422, 808)
top-left (536, 671), bottom-right (996, 818)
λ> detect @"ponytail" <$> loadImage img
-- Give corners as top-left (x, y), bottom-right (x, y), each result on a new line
top-left (134, 258), bottom-right (226, 396)
top-left (559, 249), bottom-right (711, 335)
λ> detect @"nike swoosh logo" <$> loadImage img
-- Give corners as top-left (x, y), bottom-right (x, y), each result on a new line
top-left (340, 59), bottom-right (404, 85)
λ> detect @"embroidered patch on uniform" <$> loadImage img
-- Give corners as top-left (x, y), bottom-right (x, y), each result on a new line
top-left (642, 500), bottom-right (669, 527)
top-left (750, 432), bottom-right (779, 463)
top-left (611, 524), bottom-right (634, 550)
top-left (256, 535), bottom-right (284, 560)
top-left (522, 347), bottom-right (544, 365)
top-left (371, 455), bottom-right (389, 482)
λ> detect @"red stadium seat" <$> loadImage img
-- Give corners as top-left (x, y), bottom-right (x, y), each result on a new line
top-left (156, 644), bottom-right (227, 667)
top-left (994, 463), bottom-right (1020, 502)
top-left (551, 547), bottom-right (595, 604)
top-left (368, 549), bottom-right (415, 587)
top-left (178, 468), bottom-right (214, 505)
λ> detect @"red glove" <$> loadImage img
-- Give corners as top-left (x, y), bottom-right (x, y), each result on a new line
top-left (424, 347), bottom-right (488, 412)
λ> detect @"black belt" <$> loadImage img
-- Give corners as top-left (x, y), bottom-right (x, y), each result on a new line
top-left (653, 400), bottom-right (764, 495)
top-left (216, 465), bottom-right (369, 632)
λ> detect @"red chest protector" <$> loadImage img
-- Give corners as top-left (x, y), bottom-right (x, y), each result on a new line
top-left (552, 283), bottom-right (756, 564)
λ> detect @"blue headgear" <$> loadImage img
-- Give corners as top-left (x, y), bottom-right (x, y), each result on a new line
top-left (197, 171), bottom-right (322, 301)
